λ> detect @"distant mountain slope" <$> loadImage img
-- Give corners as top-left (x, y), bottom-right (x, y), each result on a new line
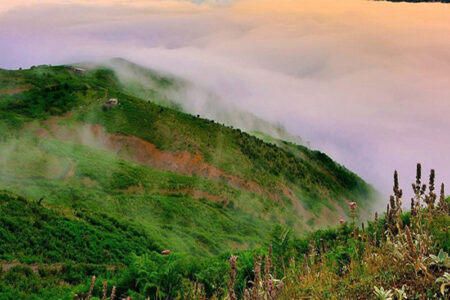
top-left (91, 58), bottom-right (306, 145)
top-left (0, 62), bottom-right (379, 255)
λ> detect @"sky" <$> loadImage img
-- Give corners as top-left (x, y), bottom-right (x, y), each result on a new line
top-left (0, 0), bottom-right (449, 198)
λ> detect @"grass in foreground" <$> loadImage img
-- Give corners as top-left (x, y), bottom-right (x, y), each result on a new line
top-left (64, 165), bottom-right (450, 299)
top-left (1, 164), bottom-right (448, 299)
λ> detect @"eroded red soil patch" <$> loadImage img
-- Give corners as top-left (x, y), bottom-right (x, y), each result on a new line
top-left (0, 87), bottom-right (30, 95)
top-left (33, 122), bottom-right (270, 200)
top-left (107, 133), bottom-right (264, 195)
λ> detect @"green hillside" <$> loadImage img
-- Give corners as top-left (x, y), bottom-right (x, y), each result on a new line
top-left (92, 58), bottom-right (306, 145)
top-left (0, 138), bottom-right (272, 255)
top-left (0, 182), bottom-right (447, 300)
top-left (0, 190), bottom-right (158, 264)
top-left (0, 61), bottom-right (377, 257)
top-left (1, 62), bottom-right (449, 300)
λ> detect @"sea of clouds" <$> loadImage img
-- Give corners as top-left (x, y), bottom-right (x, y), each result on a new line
top-left (0, 0), bottom-right (449, 199)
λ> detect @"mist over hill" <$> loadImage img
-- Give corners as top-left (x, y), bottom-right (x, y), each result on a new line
top-left (86, 58), bottom-right (306, 146)
top-left (1, 0), bottom-right (449, 197)
top-left (0, 1), bottom-right (449, 299)
top-left (0, 62), bottom-right (379, 256)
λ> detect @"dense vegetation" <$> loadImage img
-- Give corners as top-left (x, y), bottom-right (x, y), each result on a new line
top-left (0, 61), bottom-right (404, 299)
top-left (0, 61), bottom-right (378, 257)
top-left (0, 62), bottom-right (448, 299)
top-left (0, 166), bottom-right (448, 299)
top-left (0, 190), bottom-right (159, 264)
top-left (0, 137), bottom-right (274, 255)
top-left (0, 62), bottom-right (374, 209)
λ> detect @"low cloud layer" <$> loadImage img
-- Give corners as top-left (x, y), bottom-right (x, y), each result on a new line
top-left (0, 0), bottom-right (449, 197)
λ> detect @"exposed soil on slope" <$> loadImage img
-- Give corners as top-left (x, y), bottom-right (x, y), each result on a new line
top-left (0, 261), bottom-right (115, 273)
top-left (0, 87), bottom-right (30, 95)
top-left (23, 117), bottom-right (349, 227)
top-left (31, 121), bottom-right (271, 201)
top-left (0, 261), bottom-right (53, 273)
top-left (106, 132), bottom-right (265, 195)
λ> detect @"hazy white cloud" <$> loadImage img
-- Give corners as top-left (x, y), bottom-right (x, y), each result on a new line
top-left (0, 0), bottom-right (449, 197)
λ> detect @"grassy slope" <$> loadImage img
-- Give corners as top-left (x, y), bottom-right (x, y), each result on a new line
top-left (0, 66), bottom-right (447, 299)
top-left (0, 138), bottom-right (272, 255)
top-left (0, 190), bottom-right (273, 299)
top-left (2, 189), bottom-right (447, 300)
top-left (0, 63), bottom-right (378, 256)
top-left (0, 190), bottom-right (158, 264)
top-left (92, 58), bottom-right (305, 145)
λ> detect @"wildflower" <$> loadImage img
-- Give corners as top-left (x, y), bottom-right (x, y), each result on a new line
top-left (229, 255), bottom-right (238, 265)
top-left (339, 219), bottom-right (344, 224)
top-left (438, 183), bottom-right (449, 214)
top-left (349, 202), bottom-right (358, 229)
top-left (161, 250), bottom-right (170, 255)
top-left (86, 275), bottom-right (96, 300)
top-left (393, 170), bottom-right (403, 198)
top-left (110, 286), bottom-right (116, 300)
top-left (228, 255), bottom-right (238, 300)
top-left (102, 282), bottom-right (107, 300)
top-left (425, 169), bottom-right (437, 211)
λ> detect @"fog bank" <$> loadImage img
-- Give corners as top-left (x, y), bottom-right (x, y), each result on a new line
top-left (0, 0), bottom-right (449, 197)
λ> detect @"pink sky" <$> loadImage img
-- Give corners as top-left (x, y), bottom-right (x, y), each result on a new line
top-left (0, 0), bottom-right (449, 200)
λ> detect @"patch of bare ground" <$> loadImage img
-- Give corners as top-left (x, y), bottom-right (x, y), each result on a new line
top-left (0, 261), bottom-right (116, 273)
top-left (31, 121), bottom-right (287, 202)
top-left (0, 87), bottom-right (30, 95)
top-left (82, 177), bottom-right (97, 188)
top-left (0, 261), bottom-right (63, 273)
